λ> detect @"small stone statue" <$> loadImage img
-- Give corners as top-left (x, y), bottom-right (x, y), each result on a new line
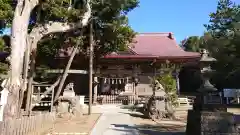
top-left (57, 83), bottom-right (82, 119)
top-left (63, 83), bottom-right (75, 98)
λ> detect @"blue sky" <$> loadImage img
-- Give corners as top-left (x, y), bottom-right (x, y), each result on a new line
top-left (127, 0), bottom-right (237, 43)
top-left (1, 0), bottom-right (239, 43)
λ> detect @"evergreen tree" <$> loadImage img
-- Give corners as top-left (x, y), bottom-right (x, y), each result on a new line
top-left (0, 0), bottom-right (139, 120)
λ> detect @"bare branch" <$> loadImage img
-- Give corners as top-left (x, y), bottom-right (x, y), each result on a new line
top-left (43, 77), bottom-right (61, 96)
top-left (30, 0), bottom-right (39, 9)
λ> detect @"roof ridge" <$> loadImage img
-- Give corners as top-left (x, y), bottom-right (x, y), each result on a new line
top-left (137, 32), bottom-right (175, 40)
top-left (138, 32), bottom-right (173, 36)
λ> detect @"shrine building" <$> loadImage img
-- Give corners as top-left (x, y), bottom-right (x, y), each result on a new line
top-left (90, 32), bottom-right (200, 98)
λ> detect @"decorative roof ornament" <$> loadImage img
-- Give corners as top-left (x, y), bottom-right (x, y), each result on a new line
top-left (199, 49), bottom-right (216, 63)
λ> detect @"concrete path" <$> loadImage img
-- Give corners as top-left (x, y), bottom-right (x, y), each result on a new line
top-left (90, 105), bottom-right (140, 135)
top-left (89, 105), bottom-right (187, 135)
top-left (89, 104), bottom-right (240, 135)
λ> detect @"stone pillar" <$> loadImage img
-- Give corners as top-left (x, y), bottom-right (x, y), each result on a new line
top-left (93, 76), bottom-right (98, 105)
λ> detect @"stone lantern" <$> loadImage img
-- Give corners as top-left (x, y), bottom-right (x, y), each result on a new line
top-left (198, 49), bottom-right (217, 92)
top-left (186, 49), bottom-right (239, 135)
top-left (193, 49), bottom-right (224, 111)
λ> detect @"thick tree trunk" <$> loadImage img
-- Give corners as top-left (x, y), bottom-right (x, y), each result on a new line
top-left (4, 0), bottom-right (39, 120)
top-left (5, 12), bottom-right (23, 119)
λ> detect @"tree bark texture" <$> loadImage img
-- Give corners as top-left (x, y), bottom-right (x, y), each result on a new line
top-left (4, 0), bottom-right (39, 121)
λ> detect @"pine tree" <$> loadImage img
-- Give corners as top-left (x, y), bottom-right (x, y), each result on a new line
top-left (0, 0), bottom-right (139, 120)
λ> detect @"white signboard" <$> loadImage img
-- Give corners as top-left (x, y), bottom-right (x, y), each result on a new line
top-left (0, 79), bottom-right (10, 121)
top-left (0, 88), bottom-right (9, 105)
top-left (125, 83), bottom-right (133, 92)
top-left (223, 89), bottom-right (240, 97)
top-left (0, 88), bottom-right (9, 121)
top-left (0, 106), bottom-right (3, 121)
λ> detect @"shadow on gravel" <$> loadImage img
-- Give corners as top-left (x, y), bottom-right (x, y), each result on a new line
top-left (120, 105), bottom-right (137, 111)
top-left (111, 124), bottom-right (185, 135)
top-left (119, 112), bottom-right (149, 119)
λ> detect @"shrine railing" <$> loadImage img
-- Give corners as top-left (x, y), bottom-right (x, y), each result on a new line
top-left (85, 95), bottom-right (136, 105)
top-left (0, 112), bottom-right (55, 135)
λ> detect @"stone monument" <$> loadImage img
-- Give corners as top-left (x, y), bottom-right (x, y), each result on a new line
top-left (186, 49), bottom-right (239, 135)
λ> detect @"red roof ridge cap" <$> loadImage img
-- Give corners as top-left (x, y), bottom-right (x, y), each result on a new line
top-left (137, 32), bottom-right (174, 37)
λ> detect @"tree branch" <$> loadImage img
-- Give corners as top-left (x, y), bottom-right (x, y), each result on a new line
top-left (14, 0), bottom-right (24, 16)
top-left (29, 0), bottom-right (91, 49)
top-left (22, 0), bottom-right (39, 17)
top-left (54, 46), bottom-right (78, 103)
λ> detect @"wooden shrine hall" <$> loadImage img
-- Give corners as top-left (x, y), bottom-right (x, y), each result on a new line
top-left (41, 32), bottom-right (201, 105)
top-left (93, 33), bottom-right (200, 97)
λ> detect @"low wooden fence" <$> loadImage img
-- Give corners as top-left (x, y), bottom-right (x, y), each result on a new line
top-left (0, 112), bottom-right (55, 135)
top-left (98, 95), bottom-right (136, 105)
top-left (177, 97), bottom-right (194, 106)
top-left (85, 95), bottom-right (136, 105)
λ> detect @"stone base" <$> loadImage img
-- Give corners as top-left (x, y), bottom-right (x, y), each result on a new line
top-left (193, 103), bottom-right (227, 112)
top-left (193, 95), bottom-right (227, 112)
top-left (186, 110), bottom-right (239, 135)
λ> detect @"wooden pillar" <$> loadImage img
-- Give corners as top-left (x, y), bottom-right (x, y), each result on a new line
top-left (93, 76), bottom-right (98, 104)
top-left (132, 64), bottom-right (139, 103)
top-left (176, 72), bottom-right (180, 95)
top-left (88, 21), bottom-right (93, 115)
top-left (21, 41), bottom-right (30, 115)
top-left (26, 49), bottom-right (36, 113)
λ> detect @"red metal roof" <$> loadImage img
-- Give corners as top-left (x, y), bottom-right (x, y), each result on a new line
top-left (103, 33), bottom-right (200, 59)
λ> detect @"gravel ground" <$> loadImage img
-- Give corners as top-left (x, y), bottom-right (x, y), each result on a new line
top-left (129, 112), bottom-right (186, 135)
top-left (46, 113), bottom-right (101, 135)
